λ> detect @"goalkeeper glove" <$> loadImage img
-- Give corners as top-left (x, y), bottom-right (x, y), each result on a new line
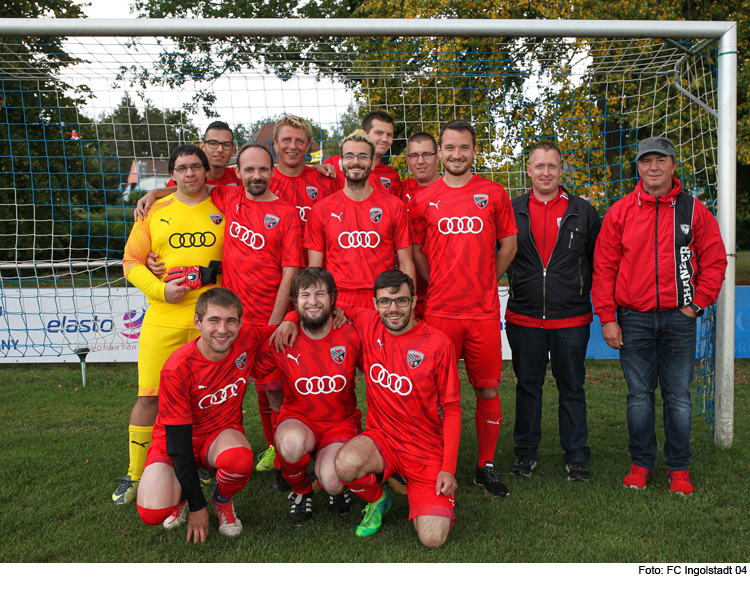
top-left (164, 265), bottom-right (218, 290)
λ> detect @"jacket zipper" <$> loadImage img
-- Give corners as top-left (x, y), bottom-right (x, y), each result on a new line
top-left (654, 201), bottom-right (660, 310)
top-left (578, 257), bottom-right (583, 295)
top-left (569, 231), bottom-right (574, 248)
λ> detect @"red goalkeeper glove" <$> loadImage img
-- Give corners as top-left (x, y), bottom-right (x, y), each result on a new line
top-left (164, 265), bottom-right (218, 290)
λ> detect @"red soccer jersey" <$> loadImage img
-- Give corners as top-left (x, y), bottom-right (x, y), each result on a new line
top-left (270, 166), bottom-right (338, 225)
top-left (250, 324), bottom-right (362, 425)
top-left (167, 167), bottom-right (240, 188)
top-left (154, 325), bottom-right (274, 439)
top-left (324, 155), bottom-right (403, 200)
top-left (343, 305), bottom-right (461, 468)
top-left (303, 188), bottom-right (411, 292)
top-left (410, 175), bottom-right (518, 320)
top-left (212, 186), bottom-right (304, 324)
top-left (403, 178), bottom-right (437, 303)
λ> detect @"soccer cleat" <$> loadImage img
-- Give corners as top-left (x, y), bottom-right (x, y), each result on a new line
top-left (355, 492), bottom-right (392, 538)
top-left (272, 468), bottom-right (291, 492)
top-left (112, 476), bottom-right (139, 505)
top-left (329, 490), bottom-right (352, 515)
top-left (163, 499), bottom-right (188, 530)
top-left (387, 473), bottom-right (408, 495)
top-left (288, 491), bottom-right (314, 525)
top-left (668, 470), bottom-right (694, 496)
top-left (623, 463), bottom-right (652, 490)
top-left (510, 456), bottom-right (537, 478)
top-left (212, 498), bottom-right (243, 537)
top-left (198, 468), bottom-right (213, 486)
top-left (256, 445), bottom-right (276, 472)
top-left (474, 462), bottom-right (510, 497)
top-left (566, 461), bottom-right (589, 482)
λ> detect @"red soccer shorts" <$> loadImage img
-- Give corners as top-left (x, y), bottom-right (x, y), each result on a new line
top-left (361, 429), bottom-right (455, 522)
top-left (278, 409), bottom-right (361, 454)
top-left (337, 289), bottom-right (375, 310)
top-left (255, 368), bottom-right (282, 391)
top-left (144, 424), bottom-right (245, 470)
top-left (422, 315), bottom-right (502, 388)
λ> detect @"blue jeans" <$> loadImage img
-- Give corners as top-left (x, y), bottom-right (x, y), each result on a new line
top-left (617, 307), bottom-right (697, 472)
top-left (506, 322), bottom-right (591, 464)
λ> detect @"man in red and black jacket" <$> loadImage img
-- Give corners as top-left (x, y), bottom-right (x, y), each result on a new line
top-left (506, 141), bottom-right (601, 482)
top-left (592, 136), bottom-right (727, 496)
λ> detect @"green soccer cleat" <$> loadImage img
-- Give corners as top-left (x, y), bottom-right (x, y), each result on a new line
top-left (355, 491), bottom-right (392, 538)
top-left (256, 445), bottom-right (276, 472)
top-left (112, 476), bottom-right (139, 505)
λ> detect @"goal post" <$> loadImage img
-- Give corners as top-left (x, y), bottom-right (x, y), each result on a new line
top-left (0, 18), bottom-right (737, 447)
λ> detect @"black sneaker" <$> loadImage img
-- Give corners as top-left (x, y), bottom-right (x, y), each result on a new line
top-left (474, 462), bottom-right (509, 497)
top-left (287, 491), bottom-right (313, 525)
top-left (510, 456), bottom-right (537, 478)
top-left (329, 490), bottom-right (352, 514)
top-left (198, 468), bottom-right (213, 486)
top-left (272, 468), bottom-right (291, 492)
top-left (566, 461), bottom-right (589, 482)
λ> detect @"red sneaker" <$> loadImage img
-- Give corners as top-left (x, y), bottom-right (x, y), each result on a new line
top-left (668, 471), bottom-right (694, 496)
top-left (623, 463), bottom-right (651, 489)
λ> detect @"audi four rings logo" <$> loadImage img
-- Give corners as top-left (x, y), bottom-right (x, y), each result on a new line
top-left (295, 375), bottom-right (347, 395)
top-left (297, 206), bottom-right (311, 222)
top-left (168, 232), bottom-right (217, 248)
top-left (338, 231), bottom-right (381, 249)
top-left (369, 364), bottom-right (413, 396)
top-left (198, 377), bottom-right (247, 409)
top-left (437, 217), bottom-right (484, 235)
top-left (229, 221), bottom-right (265, 250)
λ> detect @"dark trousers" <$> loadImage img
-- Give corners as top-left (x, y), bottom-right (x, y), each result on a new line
top-left (506, 322), bottom-right (591, 464)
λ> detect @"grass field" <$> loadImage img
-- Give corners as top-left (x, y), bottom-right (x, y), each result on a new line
top-left (1, 359), bottom-right (748, 564)
top-left (737, 250), bottom-right (750, 285)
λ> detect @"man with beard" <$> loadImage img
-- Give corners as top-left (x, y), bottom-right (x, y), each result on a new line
top-left (304, 130), bottom-right (415, 309)
top-left (410, 119), bottom-right (518, 498)
top-left (250, 268), bottom-right (362, 524)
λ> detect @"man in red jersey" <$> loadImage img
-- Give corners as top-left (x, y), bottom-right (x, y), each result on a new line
top-left (410, 119), bottom-right (518, 498)
top-left (304, 130), bottom-right (416, 309)
top-left (251, 268), bottom-right (361, 525)
top-left (136, 288), bottom-right (275, 542)
top-left (320, 110), bottom-right (403, 199)
top-left (331, 270), bottom-right (461, 548)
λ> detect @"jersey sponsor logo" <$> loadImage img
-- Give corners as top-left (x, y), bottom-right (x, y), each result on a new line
top-left (428, 200), bottom-right (441, 210)
top-left (296, 206), bottom-right (311, 222)
top-left (209, 213), bottom-right (223, 225)
top-left (287, 353), bottom-right (301, 365)
top-left (376, 338), bottom-right (384, 350)
top-left (474, 194), bottom-right (488, 209)
top-left (295, 375), bottom-right (347, 395)
top-left (338, 231), bottom-right (381, 249)
top-left (407, 349), bottom-right (424, 369)
top-left (264, 214), bottom-right (280, 229)
top-left (369, 363), bottom-right (413, 396)
top-left (681, 224), bottom-right (690, 235)
top-left (122, 308), bottom-right (146, 340)
top-left (331, 212), bottom-right (344, 221)
top-left (330, 345), bottom-right (346, 364)
top-left (405, 193), bottom-right (413, 202)
top-left (306, 186), bottom-right (318, 200)
top-left (229, 221), bottom-right (265, 249)
top-left (437, 216), bottom-right (483, 235)
top-left (369, 207), bottom-right (383, 223)
top-left (160, 218), bottom-right (171, 225)
top-left (235, 351), bottom-right (247, 370)
top-left (198, 377), bottom-right (247, 409)
top-left (168, 231), bottom-right (217, 248)
top-left (380, 177), bottom-right (391, 189)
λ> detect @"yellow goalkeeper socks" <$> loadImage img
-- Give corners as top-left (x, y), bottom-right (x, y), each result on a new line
top-left (127, 424), bottom-right (153, 481)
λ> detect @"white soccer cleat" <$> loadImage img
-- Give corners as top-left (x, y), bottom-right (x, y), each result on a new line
top-left (212, 498), bottom-right (243, 537)
top-left (163, 499), bottom-right (188, 529)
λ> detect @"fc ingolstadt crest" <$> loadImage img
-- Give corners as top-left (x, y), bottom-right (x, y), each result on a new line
top-left (380, 177), bottom-right (391, 189)
top-left (407, 349), bottom-right (424, 369)
top-left (235, 351), bottom-right (247, 369)
top-left (264, 214), bottom-right (280, 229)
top-left (209, 213), bottom-right (223, 225)
top-left (306, 186), bottom-right (318, 200)
top-left (369, 207), bottom-right (383, 223)
top-left (474, 194), bottom-right (488, 209)
top-left (330, 346), bottom-right (346, 364)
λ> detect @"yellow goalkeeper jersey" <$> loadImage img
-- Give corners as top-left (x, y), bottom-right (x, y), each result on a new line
top-left (123, 195), bottom-right (225, 328)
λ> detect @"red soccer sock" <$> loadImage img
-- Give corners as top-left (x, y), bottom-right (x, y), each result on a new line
top-left (475, 395), bottom-right (502, 467)
top-left (137, 504), bottom-right (175, 526)
top-left (277, 453), bottom-right (312, 494)
top-left (215, 446), bottom-right (254, 498)
top-left (257, 392), bottom-right (274, 448)
top-left (339, 473), bottom-right (382, 504)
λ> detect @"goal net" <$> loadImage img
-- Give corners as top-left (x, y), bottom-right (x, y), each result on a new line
top-left (0, 19), bottom-right (732, 439)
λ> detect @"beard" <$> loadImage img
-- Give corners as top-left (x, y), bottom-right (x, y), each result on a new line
top-left (299, 307), bottom-right (331, 332)
top-left (244, 177), bottom-right (268, 196)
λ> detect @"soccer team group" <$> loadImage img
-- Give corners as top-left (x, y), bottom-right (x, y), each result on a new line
top-left (114, 110), bottom-right (727, 547)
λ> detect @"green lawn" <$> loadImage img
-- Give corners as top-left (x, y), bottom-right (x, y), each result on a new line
top-left (0, 360), bottom-right (748, 563)
top-left (737, 250), bottom-right (750, 285)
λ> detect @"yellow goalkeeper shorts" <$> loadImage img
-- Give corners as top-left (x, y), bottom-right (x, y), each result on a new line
top-left (137, 323), bottom-right (200, 397)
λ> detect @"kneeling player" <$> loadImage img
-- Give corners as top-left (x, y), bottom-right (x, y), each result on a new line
top-left (136, 288), bottom-right (275, 541)
top-left (252, 268), bottom-right (361, 525)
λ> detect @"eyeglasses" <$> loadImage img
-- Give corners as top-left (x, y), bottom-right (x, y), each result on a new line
top-left (374, 296), bottom-right (414, 309)
top-left (406, 151), bottom-right (437, 161)
top-left (205, 140), bottom-right (234, 150)
top-left (342, 153), bottom-right (373, 161)
top-left (173, 164), bottom-right (205, 173)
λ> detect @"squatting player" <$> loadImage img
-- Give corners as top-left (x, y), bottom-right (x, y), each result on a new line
top-left (116, 145), bottom-right (224, 504)
top-left (251, 268), bottom-right (362, 524)
top-left (304, 130), bottom-right (416, 309)
top-left (332, 270), bottom-right (461, 548)
top-left (136, 288), bottom-right (275, 540)
top-left (410, 119), bottom-right (518, 497)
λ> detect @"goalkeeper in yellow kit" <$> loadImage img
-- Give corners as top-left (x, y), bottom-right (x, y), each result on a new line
top-left (113, 145), bottom-right (225, 504)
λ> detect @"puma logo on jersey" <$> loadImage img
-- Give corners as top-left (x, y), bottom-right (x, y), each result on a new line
top-left (376, 338), bottom-right (384, 350)
top-left (160, 218), bottom-right (171, 225)
top-left (287, 353), bottom-right (301, 365)
top-left (428, 201), bottom-right (441, 210)
top-left (197, 385), bottom-right (208, 390)
top-left (331, 212), bottom-right (343, 222)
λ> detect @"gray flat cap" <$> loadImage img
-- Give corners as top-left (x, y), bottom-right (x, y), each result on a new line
top-left (637, 137), bottom-right (676, 160)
